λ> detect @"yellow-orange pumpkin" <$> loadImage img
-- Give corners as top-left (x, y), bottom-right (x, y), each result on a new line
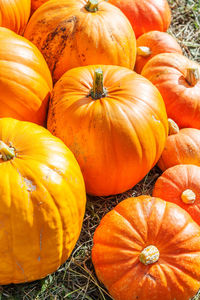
top-left (0, 117), bottom-right (86, 284)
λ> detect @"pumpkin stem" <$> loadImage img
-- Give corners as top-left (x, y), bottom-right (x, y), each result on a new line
top-left (139, 245), bottom-right (159, 265)
top-left (0, 141), bottom-right (15, 161)
top-left (90, 68), bottom-right (107, 100)
top-left (137, 46), bottom-right (151, 57)
top-left (181, 189), bottom-right (196, 204)
top-left (168, 118), bottom-right (179, 135)
top-left (85, 0), bottom-right (98, 12)
top-left (185, 68), bottom-right (200, 87)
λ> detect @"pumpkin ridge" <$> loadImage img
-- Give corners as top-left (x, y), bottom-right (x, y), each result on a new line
top-left (165, 261), bottom-right (200, 283)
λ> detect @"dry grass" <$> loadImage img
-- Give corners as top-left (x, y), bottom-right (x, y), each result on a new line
top-left (1, 0), bottom-right (200, 299)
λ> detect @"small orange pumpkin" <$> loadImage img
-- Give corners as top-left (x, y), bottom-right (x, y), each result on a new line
top-left (0, 117), bottom-right (86, 284)
top-left (0, 0), bottom-right (31, 34)
top-left (142, 53), bottom-right (200, 129)
top-left (153, 164), bottom-right (200, 226)
top-left (0, 27), bottom-right (52, 125)
top-left (92, 196), bottom-right (200, 300)
top-left (24, 0), bottom-right (136, 83)
top-left (47, 65), bottom-right (168, 196)
top-left (158, 119), bottom-right (200, 171)
top-left (135, 31), bottom-right (182, 74)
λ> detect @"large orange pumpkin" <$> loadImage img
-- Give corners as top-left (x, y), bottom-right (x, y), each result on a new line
top-left (0, 27), bottom-right (52, 125)
top-left (158, 120), bottom-right (200, 171)
top-left (153, 164), bottom-right (200, 226)
top-left (0, 0), bottom-right (31, 34)
top-left (47, 65), bottom-right (168, 196)
top-left (142, 53), bottom-right (200, 129)
top-left (135, 31), bottom-right (182, 74)
top-left (92, 196), bottom-right (200, 300)
top-left (0, 117), bottom-right (86, 284)
top-left (24, 0), bottom-right (136, 83)
top-left (107, 0), bottom-right (171, 38)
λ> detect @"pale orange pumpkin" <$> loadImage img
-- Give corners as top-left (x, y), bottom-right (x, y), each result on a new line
top-left (0, 117), bottom-right (86, 284)
top-left (47, 65), bottom-right (168, 196)
top-left (0, 27), bottom-right (52, 125)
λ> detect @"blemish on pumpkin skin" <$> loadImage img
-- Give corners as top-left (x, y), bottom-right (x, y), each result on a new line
top-left (24, 178), bottom-right (36, 192)
top-left (152, 115), bottom-right (160, 123)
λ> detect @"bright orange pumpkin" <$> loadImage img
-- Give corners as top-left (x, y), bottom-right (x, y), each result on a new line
top-left (153, 164), bottom-right (200, 226)
top-left (24, 0), bottom-right (136, 83)
top-left (142, 53), bottom-right (200, 129)
top-left (107, 0), bottom-right (171, 38)
top-left (47, 65), bottom-right (168, 196)
top-left (0, 0), bottom-right (31, 34)
top-left (0, 117), bottom-right (86, 284)
top-left (135, 31), bottom-right (182, 74)
top-left (92, 196), bottom-right (200, 300)
top-left (0, 27), bottom-right (52, 125)
top-left (158, 120), bottom-right (200, 171)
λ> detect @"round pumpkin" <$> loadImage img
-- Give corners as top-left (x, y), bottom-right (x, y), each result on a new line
top-left (0, 0), bottom-right (31, 34)
top-left (158, 119), bottom-right (200, 171)
top-left (0, 117), bottom-right (86, 284)
top-left (107, 0), bottom-right (171, 38)
top-left (153, 164), bottom-right (200, 226)
top-left (0, 27), bottom-right (52, 125)
top-left (47, 65), bottom-right (168, 196)
top-left (141, 53), bottom-right (200, 129)
top-left (92, 195), bottom-right (200, 300)
top-left (135, 31), bottom-right (182, 74)
top-left (24, 0), bottom-right (136, 83)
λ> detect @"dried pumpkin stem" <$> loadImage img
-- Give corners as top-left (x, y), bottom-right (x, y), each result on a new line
top-left (137, 46), bottom-right (151, 57)
top-left (168, 118), bottom-right (179, 135)
top-left (181, 189), bottom-right (196, 204)
top-left (139, 245), bottom-right (159, 265)
top-left (185, 68), bottom-right (200, 87)
top-left (85, 0), bottom-right (98, 12)
top-left (0, 141), bottom-right (15, 161)
top-left (90, 68), bottom-right (107, 100)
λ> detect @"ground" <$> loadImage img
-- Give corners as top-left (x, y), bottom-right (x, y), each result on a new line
top-left (1, 0), bottom-right (200, 299)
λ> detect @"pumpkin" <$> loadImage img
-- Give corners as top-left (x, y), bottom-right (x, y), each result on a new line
top-left (0, 27), bottom-right (52, 125)
top-left (107, 0), bottom-right (171, 38)
top-left (141, 53), bottom-right (200, 129)
top-left (0, 0), bottom-right (31, 34)
top-left (158, 119), bottom-right (200, 171)
top-left (47, 65), bottom-right (168, 196)
top-left (135, 31), bottom-right (182, 74)
top-left (153, 164), bottom-right (200, 226)
top-left (24, 0), bottom-right (136, 83)
top-left (92, 195), bottom-right (200, 300)
top-left (0, 117), bottom-right (86, 284)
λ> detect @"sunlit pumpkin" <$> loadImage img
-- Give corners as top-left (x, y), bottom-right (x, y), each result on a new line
top-left (0, 117), bottom-right (86, 284)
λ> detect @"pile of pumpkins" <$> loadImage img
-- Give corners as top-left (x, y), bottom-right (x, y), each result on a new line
top-left (0, 0), bottom-right (200, 299)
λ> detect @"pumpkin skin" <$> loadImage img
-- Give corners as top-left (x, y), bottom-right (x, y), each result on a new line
top-left (153, 164), bottom-right (200, 226)
top-left (47, 65), bottom-right (168, 196)
top-left (158, 126), bottom-right (200, 171)
top-left (0, 27), bottom-right (52, 125)
top-left (141, 53), bottom-right (200, 129)
top-left (0, 117), bottom-right (86, 284)
top-left (107, 0), bottom-right (171, 38)
top-left (92, 196), bottom-right (200, 300)
top-left (24, 0), bottom-right (136, 83)
top-left (0, 0), bottom-right (30, 34)
top-left (135, 31), bottom-right (182, 74)
top-left (31, 0), bottom-right (47, 14)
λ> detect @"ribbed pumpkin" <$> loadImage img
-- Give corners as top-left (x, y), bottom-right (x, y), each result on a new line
top-left (47, 65), bottom-right (168, 196)
top-left (153, 164), bottom-right (200, 226)
top-left (158, 119), bottom-right (200, 171)
top-left (92, 196), bottom-right (200, 300)
top-left (24, 0), bottom-right (136, 83)
top-left (142, 53), bottom-right (200, 129)
top-left (0, 117), bottom-right (86, 284)
top-left (0, 0), bottom-right (31, 34)
top-left (0, 27), bottom-right (52, 125)
top-left (135, 31), bottom-right (182, 74)
top-left (107, 0), bottom-right (171, 38)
